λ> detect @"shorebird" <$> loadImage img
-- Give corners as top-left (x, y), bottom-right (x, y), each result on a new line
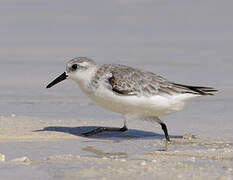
top-left (46, 57), bottom-right (217, 141)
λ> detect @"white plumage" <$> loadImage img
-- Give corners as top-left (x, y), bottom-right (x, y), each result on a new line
top-left (46, 57), bottom-right (217, 141)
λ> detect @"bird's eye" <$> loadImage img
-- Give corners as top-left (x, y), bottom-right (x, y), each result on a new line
top-left (71, 64), bottom-right (78, 70)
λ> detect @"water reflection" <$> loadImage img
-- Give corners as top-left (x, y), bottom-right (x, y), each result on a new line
top-left (82, 146), bottom-right (128, 158)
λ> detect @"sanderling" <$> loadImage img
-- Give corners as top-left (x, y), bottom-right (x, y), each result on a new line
top-left (46, 57), bottom-right (217, 141)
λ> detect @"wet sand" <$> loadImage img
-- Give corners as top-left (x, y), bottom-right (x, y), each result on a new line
top-left (1, 0), bottom-right (233, 179)
top-left (1, 56), bottom-right (233, 180)
top-left (0, 115), bottom-right (233, 180)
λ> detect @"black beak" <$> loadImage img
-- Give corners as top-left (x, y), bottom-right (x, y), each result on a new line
top-left (46, 72), bottom-right (68, 88)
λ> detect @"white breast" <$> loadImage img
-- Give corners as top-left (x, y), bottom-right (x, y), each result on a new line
top-left (80, 83), bottom-right (199, 117)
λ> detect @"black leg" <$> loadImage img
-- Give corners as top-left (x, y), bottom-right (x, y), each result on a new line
top-left (160, 122), bottom-right (170, 141)
top-left (82, 123), bottom-right (128, 136)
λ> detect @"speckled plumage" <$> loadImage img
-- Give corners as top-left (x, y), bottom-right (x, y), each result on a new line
top-left (90, 63), bottom-right (215, 97)
top-left (46, 57), bottom-right (217, 141)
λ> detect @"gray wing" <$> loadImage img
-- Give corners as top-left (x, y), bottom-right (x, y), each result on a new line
top-left (107, 67), bottom-right (167, 96)
top-left (91, 64), bottom-right (217, 96)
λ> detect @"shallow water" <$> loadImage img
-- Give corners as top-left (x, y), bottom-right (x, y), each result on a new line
top-left (0, 58), bottom-right (232, 179)
top-left (1, 0), bottom-right (233, 179)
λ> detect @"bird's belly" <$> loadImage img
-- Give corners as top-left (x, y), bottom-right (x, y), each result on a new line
top-left (83, 86), bottom-right (188, 116)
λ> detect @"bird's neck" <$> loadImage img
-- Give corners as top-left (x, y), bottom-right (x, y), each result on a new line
top-left (73, 66), bottom-right (98, 93)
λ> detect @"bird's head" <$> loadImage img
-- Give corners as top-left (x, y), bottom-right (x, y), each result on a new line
top-left (46, 57), bottom-right (97, 88)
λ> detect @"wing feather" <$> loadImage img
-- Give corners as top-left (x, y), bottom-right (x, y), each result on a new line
top-left (90, 64), bottom-right (217, 96)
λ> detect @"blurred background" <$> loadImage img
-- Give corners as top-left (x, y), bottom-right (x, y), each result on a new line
top-left (1, 0), bottom-right (233, 63)
top-left (0, 0), bottom-right (232, 137)
top-left (1, 2), bottom-right (233, 179)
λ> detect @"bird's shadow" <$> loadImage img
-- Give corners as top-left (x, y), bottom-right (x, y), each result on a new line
top-left (33, 126), bottom-right (182, 140)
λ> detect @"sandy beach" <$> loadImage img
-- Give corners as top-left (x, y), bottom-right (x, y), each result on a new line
top-left (0, 115), bottom-right (232, 179)
top-left (1, 58), bottom-right (232, 179)
top-left (1, 0), bottom-right (233, 179)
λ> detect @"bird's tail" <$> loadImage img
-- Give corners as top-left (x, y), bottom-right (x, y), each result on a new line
top-left (172, 83), bottom-right (218, 95)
